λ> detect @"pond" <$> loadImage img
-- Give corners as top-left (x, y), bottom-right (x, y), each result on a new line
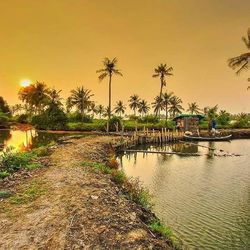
top-left (0, 128), bottom-right (86, 153)
top-left (118, 140), bottom-right (250, 250)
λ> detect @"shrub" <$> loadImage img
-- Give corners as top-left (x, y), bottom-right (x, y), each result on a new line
top-left (109, 116), bottom-right (122, 131)
top-left (67, 112), bottom-right (93, 123)
top-left (138, 115), bottom-right (159, 124)
top-left (0, 112), bottom-right (9, 125)
top-left (32, 104), bottom-right (67, 130)
top-left (0, 149), bottom-right (35, 173)
top-left (16, 114), bottom-right (29, 123)
top-left (232, 113), bottom-right (250, 128)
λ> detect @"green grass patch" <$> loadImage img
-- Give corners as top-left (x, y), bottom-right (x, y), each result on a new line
top-left (9, 180), bottom-right (48, 204)
top-left (0, 171), bottom-right (10, 179)
top-left (82, 161), bottom-right (152, 209)
top-left (149, 219), bottom-right (182, 249)
top-left (0, 190), bottom-right (12, 198)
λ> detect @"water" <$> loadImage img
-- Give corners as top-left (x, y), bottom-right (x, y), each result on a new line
top-left (0, 128), bottom-right (85, 152)
top-left (118, 140), bottom-right (250, 250)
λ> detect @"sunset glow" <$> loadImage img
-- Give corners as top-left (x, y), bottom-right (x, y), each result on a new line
top-left (20, 79), bottom-right (31, 87)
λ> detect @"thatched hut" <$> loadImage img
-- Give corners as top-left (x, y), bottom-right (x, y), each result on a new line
top-left (173, 114), bottom-right (204, 132)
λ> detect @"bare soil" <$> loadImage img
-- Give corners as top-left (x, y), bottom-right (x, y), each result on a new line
top-left (0, 135), bottom-right (173, 250)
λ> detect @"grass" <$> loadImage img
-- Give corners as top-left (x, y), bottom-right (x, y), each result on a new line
top-left (0, 144), bottom-right (53, 179)
top-left (9, 180), bottom-right (48, 204)
top-left (149, 219), bottom-right (182, 249)
top-left (82, 161), bottom-right (152, 209)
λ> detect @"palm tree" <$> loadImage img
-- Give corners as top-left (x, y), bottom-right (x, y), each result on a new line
top-left (138, 99), bottom-right (150, 117)
top-left (114, 100), bottom-right (126, 117)
top-left (11, 104), bottom-right (23, 115)
top-left (152, 95), bottom-right (164, 117)
top-left (162, 91), bottom-right (173, 120)
top-left (96, 57), bottom-right (123, 132)
top-left (88, 102), bottom-right (97, 118)
top-left (66, 97), bottom-right (73, 113)
top-left (129, 94), bottom-right (140, 116)
top-left (69, 86), bottom-right (93, 120)
top-left (96, 104), bottom-right (105, 119)
top-left (228, 28), bottom-right (250, 83)
top-left (152, 63), bottom-right (173, 116)
top-left (187, 102), bottom-right (201, 114)
top-left (48, 88), bottom-right (63, 107)
top-left (169, 96), bottom-right (184, 118)
top-left (18, 81), bottom-right (50, 114)
top-left (206, 105), bottom-right (218, 131)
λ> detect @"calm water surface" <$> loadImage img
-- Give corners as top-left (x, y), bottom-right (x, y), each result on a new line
top-left (118, 140), bottom-right (250, 250)
top-left (0, 129), bottom-right (85, 152)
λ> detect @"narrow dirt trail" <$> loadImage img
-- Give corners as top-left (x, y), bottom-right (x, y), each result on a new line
top-left (0, 136), bottom-right (172, 250)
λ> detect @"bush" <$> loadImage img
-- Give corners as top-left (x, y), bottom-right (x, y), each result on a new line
top-left (0, 149), bottom-right (36, 174)
top-left (232, 113), bottom-right (250, 128)
top-left (67, 112), bottom-right (93, 123)
top-left (32, 104), bottom-right (67, 130)
top-left (16, 114), bottom-right (29, 123)
top-left (138, 115), bottom-right (159, 124)
top-left (0, 112), bottom-right (9, 125)
top-left (109, 116), bottom-right (122, 131)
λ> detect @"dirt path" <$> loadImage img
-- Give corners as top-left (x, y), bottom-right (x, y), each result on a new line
top-left (0, 135), bottom-right (172, 250)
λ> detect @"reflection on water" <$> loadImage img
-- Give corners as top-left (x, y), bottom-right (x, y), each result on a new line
top-left (118, 140), bottom-right (250, 250)
top-left (0, 129), bottom-right (82, 152)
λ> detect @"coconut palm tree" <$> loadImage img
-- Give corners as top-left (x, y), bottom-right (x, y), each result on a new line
top-left (48, 88), bottom-right (63, 107)
top-left (18, 81), bottom-right (50, 114)
top-left (206, 105), bottom-right (218, 131)
top-left (69, 86), bottom-right (93, 120)
top-left (11, 104), bottom-right (23, 115)
top-left (129, 94), bottom-right (140, 116)
top-left (228, 28), bottom-right (250, 81)
top-left (114, 100), bottom-right (126, 117)
top-left (138, 99), bottom-right (150, 117)
top-left (187, 102), bottom-right (201, 114)
top-left (66, 97), bottom-right (73, 113)
top-left (88, 102), bottom-right (97, 118)
top-left (96, 104), bottom-right (105, 119)
top-left (152, 63), bottom-right (173, 115)
top-left (152, 95), bottom-right (164, 117)
top-left (169, 96), bottom-right (184, 118)
top-left (96, 57), bottom-right (123, 132)
top-left (162, 91), bottom-right (173, 120)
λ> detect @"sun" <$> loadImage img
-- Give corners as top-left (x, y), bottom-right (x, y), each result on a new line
top-left (20, 79), bottom-right (31, 87)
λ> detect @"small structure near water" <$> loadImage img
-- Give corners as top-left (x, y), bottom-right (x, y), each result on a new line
top-left (173, 114), bottom-right (204, 133)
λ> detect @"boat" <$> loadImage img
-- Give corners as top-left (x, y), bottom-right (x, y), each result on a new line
top-left (184, 134), bottom-right (232, 141)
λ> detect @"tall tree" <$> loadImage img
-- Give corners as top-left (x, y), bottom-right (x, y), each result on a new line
top-left (69, 86), bottom-right (93, 120)
top-left (169, 96), bottom-right (184, 118)
top-left (18, 81), bottom-right (50, 114)
top-left (187, 102), bottom-right (201, 114)
top-left (114, 100), bottom-right (126, 117)
top-left (48, 88), bottom-right (63, 107)
top-left (96, 57), bottom-right (123, 132)
top-left (228, 28), bottom-right (250, 89)
top-left (138, 99), bottom-right (150, 117)
top-left (162, 91), bottom-right (173, 120)
top-left (152, 95), bottom-right (164, 116)
top-left (152, 63), bottom-right (173, 116)
top-left (96, 104), bottom-right (105, 119)
top-left (129, 94), bottom-right (140, 116)
top-left (0, 96), bottom-right (10, 114)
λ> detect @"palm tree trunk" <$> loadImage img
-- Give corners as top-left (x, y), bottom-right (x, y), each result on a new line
top-left (107, 74), bottom-right (112, 132)
top-left (165, 104), bottom-right (168, 121)
top-left (156, 79), bottom-right (164, 117)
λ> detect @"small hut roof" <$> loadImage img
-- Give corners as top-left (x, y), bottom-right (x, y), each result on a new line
top-left (173, 114), bottom-right (205, 121)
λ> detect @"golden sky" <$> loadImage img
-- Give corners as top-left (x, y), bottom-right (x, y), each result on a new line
top-left (0, 0), bottom-right (249, 113)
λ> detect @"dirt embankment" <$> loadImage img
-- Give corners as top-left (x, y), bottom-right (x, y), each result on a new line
top-left (0, 135), bottom-right (173, 249)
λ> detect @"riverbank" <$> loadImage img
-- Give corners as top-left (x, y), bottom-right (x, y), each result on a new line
top-left (0, 135), bottom-right (175, 249)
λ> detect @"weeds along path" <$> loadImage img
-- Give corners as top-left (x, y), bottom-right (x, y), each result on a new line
top-left (0, 135), bottom-right (172, 249)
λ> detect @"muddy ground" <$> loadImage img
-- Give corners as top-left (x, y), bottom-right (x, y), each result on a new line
top-left (0, 135), bottom-right (173, 250)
